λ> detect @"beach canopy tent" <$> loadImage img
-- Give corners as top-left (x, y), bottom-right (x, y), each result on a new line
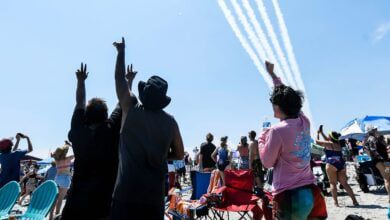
top-left (340, 116), bottom-right (390, 140)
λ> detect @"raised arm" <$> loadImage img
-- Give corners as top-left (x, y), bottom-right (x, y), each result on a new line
top-left (317, 125), bottom-right (329, 141)
top-left (126, 64), bottom-right (137, 90)
top-left (315, 126), bottom-right (333, 148)
top-left (12, 133), bottom-right (21, 151)
top-left (113, 37), bottom-right (136, 114)
top-left (24, 135), bottom-right (33, 153)
top-left (75, 63), bottom-right (88, 110)
top-left (266, 61), bottom-right (284, 87)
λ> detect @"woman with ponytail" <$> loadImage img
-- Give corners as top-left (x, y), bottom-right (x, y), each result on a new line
top-left (316, 125), bottom-right (358, 207)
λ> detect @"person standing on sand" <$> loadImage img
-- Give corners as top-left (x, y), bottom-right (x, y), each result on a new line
top-left (50, 144), bottom-right (74, 219)
top-left (0, 133), bottom-right (33, 187)
top-left (316, 126), bottom-right (358, 207)
top-left (199, 133), bottom-right (217, 171)
top-left (248, 130), bottom-right (265, 189)
top-left (111, 37), bottom-right (184, 220)
top-left (364, 127), bottom-right (390, 203)
top-left (237, 136), bottom-right (250, 170)
top-left (61, 63), bottom-right (123, 220)
top-left (211, 136), bottom-right (231, 186)
top-left (259, 61), bottom-right (327, 219)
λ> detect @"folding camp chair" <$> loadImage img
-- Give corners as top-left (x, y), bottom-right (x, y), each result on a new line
top-left (3, 180), bottom-right (58, 220)
top-left (166, 171), bottom-right (213, 220)
top-left (190, 171), bottom-right (212, 200)
top-left (210, 170), bottom-right (262, 220)
top-left (0, 181), bottom-right (21, 218)
top-left (167, 187), bottom-right (210, 220)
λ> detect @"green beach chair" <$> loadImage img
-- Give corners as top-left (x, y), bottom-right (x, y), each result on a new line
top-left (13, 180), bottom-right (58, 220)
top-left (0, 181), bottom-right (21, 218)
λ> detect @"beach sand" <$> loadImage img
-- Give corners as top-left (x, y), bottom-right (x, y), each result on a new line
top-left (10, 162), bottom-right (389, 219)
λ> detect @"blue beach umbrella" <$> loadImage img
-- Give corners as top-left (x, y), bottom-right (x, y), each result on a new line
top-left (340, 116), bottom-right (390, 140)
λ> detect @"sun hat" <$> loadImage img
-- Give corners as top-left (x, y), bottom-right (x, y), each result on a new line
top-left (138, 76), bottom-right (171, 111)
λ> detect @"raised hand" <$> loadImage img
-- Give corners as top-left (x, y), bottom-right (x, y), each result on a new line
top-left (126, 64), bottom-right (137, 81)
top-left (76, 62), bottom-right (88, 81)
top-left (265, 61), bottom-right (278, 79)
top-left (318, 125), bottom-right (323, 134)
top-left (265, 61), bottom-right (274, 74)
top-left (113, 37), bottom-right (125, 53)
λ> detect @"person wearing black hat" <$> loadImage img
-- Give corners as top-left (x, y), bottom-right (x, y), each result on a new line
top-left (111, 37), bottom-right (184, 220)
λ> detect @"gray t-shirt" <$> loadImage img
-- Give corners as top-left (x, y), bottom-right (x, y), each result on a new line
top-left (113, 103), bottom-right (178, 205)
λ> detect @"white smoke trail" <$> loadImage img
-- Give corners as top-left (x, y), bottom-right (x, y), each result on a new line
top-left (271, 0), bottom-right (315, 131)
top-left (254, 0), bottom-right (297, 89)
top-left (241, 0), bottom-right (289, 87)
top-left (217, 0), bottom-right (273, 88)
top-left (271, 0), bottom-right (305, 92)
top-left (229, 0), bottom-right (278, 83)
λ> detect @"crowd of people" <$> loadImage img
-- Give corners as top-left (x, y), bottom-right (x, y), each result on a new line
top-left (0, 38), bottom-right (389, 219)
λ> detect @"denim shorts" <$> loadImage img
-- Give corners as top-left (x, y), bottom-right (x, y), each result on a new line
top-left (55, 174), bottom-right (71, 189)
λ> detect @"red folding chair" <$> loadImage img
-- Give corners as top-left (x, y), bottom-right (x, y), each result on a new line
top-left (210, 170), bottom-right (263, 220)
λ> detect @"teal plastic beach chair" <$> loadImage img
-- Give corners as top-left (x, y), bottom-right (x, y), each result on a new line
top-left (18, 180), bottom-right (58, 220)
top-left (0, 181), bottom-right (21, 218)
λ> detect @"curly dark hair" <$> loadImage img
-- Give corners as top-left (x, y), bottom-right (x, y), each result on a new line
top-left (270, 85), bottom-right (304, 118)
top-left (86, 98), bottom-right (108, 124)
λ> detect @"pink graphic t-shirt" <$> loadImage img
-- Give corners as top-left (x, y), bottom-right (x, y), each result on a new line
top-left (259, 78), bottom-right (315, 195)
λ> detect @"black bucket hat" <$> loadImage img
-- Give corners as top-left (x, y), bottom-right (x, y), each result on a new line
top-left (138, 76), bottom-right (171, 111)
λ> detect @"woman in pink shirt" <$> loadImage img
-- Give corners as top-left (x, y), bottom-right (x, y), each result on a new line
top-left (259, 61), bottom-right (326, 219)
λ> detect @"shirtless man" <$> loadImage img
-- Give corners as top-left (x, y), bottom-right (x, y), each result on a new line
top-left (248, 130), bottom-right (264, 188)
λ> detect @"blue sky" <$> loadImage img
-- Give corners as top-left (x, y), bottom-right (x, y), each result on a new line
top-left (1, 0), bottom-right (390, 158)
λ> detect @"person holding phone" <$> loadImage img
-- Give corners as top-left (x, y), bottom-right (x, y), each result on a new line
top-left (258, 61), bottom-right (327, 219)
top-left (316, 126), bottom-right (358, 207)
top-left (0, 133), bottom-right (33, 187)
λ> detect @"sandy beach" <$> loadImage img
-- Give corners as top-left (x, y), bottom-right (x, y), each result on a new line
top-left (9, 162), bottom-right (388, 219)
top-left (323, 162), bottom-right (388, 220)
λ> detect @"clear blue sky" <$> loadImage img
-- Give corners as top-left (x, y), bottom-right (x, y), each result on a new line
top-left (1, 1), bottom-right (390, 158)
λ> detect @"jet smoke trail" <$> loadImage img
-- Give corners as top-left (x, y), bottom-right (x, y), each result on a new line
top-left (271, 0), bottom-right (315, 128)
top-left (271, 0), bottom-right (305, 92)
top-left (229, 0), bottom-right (272, 78)
top-left (254, 0), bottom-right (297, 89)
top-left (217, 0), bottom-right (273, 88)
top-left (241, 0), bottom-right (288, 86)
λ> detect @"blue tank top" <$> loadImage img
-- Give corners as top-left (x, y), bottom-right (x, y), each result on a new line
top-left (218, 147), bottom-right (229, 162)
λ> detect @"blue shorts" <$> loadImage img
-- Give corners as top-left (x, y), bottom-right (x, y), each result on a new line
top-left (55, 174), bottom-right (71, 189)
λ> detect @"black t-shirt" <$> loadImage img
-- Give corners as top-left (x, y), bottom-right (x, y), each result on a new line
top-left (200, 142), bottom-right (216, 169)
top-left (64, 105), bottom-right (121, 216)
top-left (113, 103), bottom-right (179, 205)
